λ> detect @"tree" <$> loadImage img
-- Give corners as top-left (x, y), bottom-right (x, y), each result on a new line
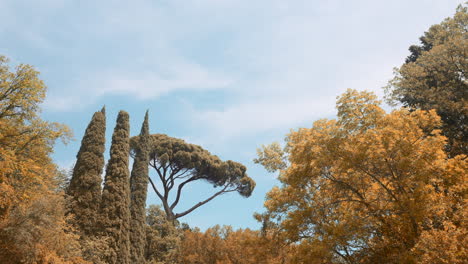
top-left (0, 55), bottom-right (70, 220)
top-left (177, 223), bottom-right (292, 264)
top-left (386, 4), bottom-right (468, 156)
top-left (130, 134), bottom-right (255, 222)
top-left (145, 205), bottom-right (183, 264)
top-left (130, 111), bottom-right (150, 264)
top-left (177, 225), bottom-right (233, 264)
top-left (67, 107), bottom-right (106, 237)
top-left (100, 111), bottom-right (131, 264)
top-left (0, 195), bottom-right (86, 264)
top-left (0, 55), bottom-right (86, 263)
top-left (255, 89), bottom-right (467, 263)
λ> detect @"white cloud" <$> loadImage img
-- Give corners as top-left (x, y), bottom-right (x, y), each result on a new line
top-left (6, 0), bottom-right (464, 136)
top-left (195, 95), bottom-right (336, 139)
top-left (43, 59), bottom-right (231, 111)
top-left (99, 63), bottom-right (231, 100)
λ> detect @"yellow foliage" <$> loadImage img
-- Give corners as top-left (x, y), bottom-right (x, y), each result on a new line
top-left (257, 89), bottom-right (467, 263)
top-left (178, 225), bottom-right (292, 264)
top-left (0, 55), bottom-right (85, 263)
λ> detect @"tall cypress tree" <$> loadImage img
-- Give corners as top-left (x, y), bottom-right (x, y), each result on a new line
top-left (100, 111), bottom-right (131, 264)
top-left (67, 107), bottom-right (106, 236)
top-left (130, 111), bottom-right (150, 263)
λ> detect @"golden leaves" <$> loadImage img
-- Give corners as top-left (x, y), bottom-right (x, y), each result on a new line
top-left (254, 142), bottom-right (286, 173)
top-left (257, 89), bottom-right (467, 262)
top-left (0, 55), bottom-right (82, 263)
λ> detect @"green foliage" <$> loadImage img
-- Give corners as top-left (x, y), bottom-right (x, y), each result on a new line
top-left (145, 205), bottom-right (183, 264)
top-left (130, 111), bottom-right (151, 264)
top-left (386, 4), bottom-right (468, 156)
top-left (67, 107), bottom-right (106, 237)
top-left (130, 134), bottom-right (255, 221)
top-left (100, 111), bottom-right (131, 264)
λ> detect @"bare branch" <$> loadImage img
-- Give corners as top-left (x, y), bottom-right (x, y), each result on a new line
top-left (148, 176), bottom-right (163, 201)
top-left (174, 184), bottom-right (236, 219)
top-left (170, 176), bottom-right (198, 210)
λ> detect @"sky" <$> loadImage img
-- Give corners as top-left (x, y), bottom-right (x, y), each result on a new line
top-left (0, 0), bottom-right (463, 230)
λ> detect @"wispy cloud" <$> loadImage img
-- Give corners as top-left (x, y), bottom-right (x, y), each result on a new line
top-left (43, 60), bottom-right (231, 111)
top-left (3, 0), bottom-right (463, 137)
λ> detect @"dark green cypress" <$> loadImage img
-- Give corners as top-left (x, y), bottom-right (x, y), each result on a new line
top-left (130, 111), bottom-right (150, 263)
top-left (100, 111), bottom-right (131, 264)
top-left (67, 107), bottom-right (106, 236)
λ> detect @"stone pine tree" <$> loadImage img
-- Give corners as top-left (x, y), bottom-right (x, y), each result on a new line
top-left (130, 134), bottom-right (255, 222)
top-left (67, 107), bottom-right (106, 236)
top-left (100, 111), bottom-right (131, 264)
top-left (129, 111), bottom-right (150, 264)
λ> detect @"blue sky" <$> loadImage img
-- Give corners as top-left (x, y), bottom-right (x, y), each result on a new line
top-left (0, 0), bottom-right (463, 230)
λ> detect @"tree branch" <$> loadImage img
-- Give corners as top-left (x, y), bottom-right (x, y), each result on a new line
top-left (170, 176), bottom-right (198, 210)
top-left (174, 184), bottom-right (234, 219)
top-left (148, 176), bottom-right (164, 201)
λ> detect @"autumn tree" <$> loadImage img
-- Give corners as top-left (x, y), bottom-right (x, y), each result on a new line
top-left (255, 89), bottom-right (467, 263)
top-left (177, 225), bottom-right (233, 264)
top-left (130, 111), bottom-right (150, 264)
top-left (0, 195), bottom-right (87, 264)
top-left (0, 55), bottom-right (69, 220)
top-left (0, 55), bottom-right (87, 263)
top-left (67, 107), bottom-right (106, 237)
top-left (177, 224), bottom-right (292, 264)
top-left (386, 4), bottom-right (468, 156)
top-left (100, 111), bottom-right (131, 264)
top-left (130, 134), bottom-right (255, 222)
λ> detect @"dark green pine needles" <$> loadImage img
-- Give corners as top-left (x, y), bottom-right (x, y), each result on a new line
top-left (100, 111), bottom-right (131, 264)
top-left (67, 107), bottom-right (106, 236)
top-left (130, 111), bottom-right (150, 264)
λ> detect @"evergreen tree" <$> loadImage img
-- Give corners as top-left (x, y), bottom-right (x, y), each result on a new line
top-left (386, 5), bottom-right (468, 156)
top-left (130, 111), bottom-right (150, 263)
top-left (67, 107), bottom-right (106, 236)
top-left (101, 111), bottom-right (131, 264)
top-left (129, 133), bottom-right (255, 222)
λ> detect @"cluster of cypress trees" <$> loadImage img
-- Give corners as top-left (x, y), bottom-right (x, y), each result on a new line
top-left (67, 108), bottom-right (150, 264)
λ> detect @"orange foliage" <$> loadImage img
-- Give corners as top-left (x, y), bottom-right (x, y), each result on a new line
top-left (0, 55), bottom-right (86, 263)
top-left (256, 89), bottom-right (467, 263)
top-left (178, 225), bottom-right (292, 264)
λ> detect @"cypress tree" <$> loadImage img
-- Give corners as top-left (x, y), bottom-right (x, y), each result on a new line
top-left (130, 111), bottom-right (150, 263)
top-left (100, 111), bottom-right (131, 264)
top-left (67, 107), bottom-right (106, 236)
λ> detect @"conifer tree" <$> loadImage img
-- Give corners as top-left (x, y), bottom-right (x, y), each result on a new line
top-left (100, 111), bottom-right (131, 264)
top-left (129, 111), bottom-right (150, 264)
top-left (67, 107), bottom-right (106, 236)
